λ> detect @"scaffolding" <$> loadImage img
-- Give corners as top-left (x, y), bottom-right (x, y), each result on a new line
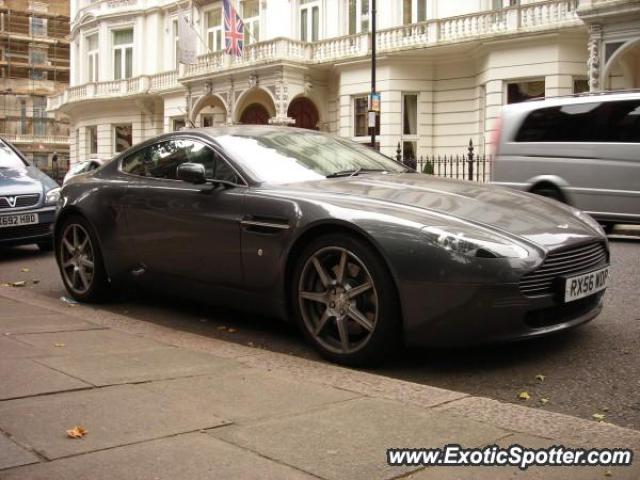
top-left (0, 0), bottom-right (70, 174)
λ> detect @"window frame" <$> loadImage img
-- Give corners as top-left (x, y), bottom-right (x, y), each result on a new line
top-left (29, 16), bottom-right (47, 36)
top-left (403, 0), bottom-right (427, 24)
top-left (86, 33), bottom-right (99, 83)
top-left (112, 28), bottom-right (134, 80)
top-left (505, 78), bottom-right (545, 105)
top-left (401, 92), bottom-right (419, 159)
top-left (300, 0), bottom-right (320, 42)
top-left (353, 94), bottom-right (380, 138)
top-left (348, 0), bottom-right (370, 35)
top-left (118, 135), bottom-right (248, 187)
top-left (205, 6), bottom-right (224, 52)
top-left (241, 0), bottom-right (260, 45)
top-left (86, 125), bottom-right (98, 155)
top-left (113, 123), bottom-right (133, 154)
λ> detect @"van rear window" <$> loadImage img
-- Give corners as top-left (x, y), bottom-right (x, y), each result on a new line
top-left (515, 99), bottom-right (640, 143)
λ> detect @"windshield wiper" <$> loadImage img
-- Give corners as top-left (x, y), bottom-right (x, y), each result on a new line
top-left (326, 168), bottom-right (387, 178)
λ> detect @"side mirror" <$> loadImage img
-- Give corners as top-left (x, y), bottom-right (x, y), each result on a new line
top-left (177, 162), bottom-right (206, 184)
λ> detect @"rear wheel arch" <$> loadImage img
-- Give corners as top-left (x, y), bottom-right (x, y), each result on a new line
top-left (55, 208), bottom-right (112, 280)
top-left (283, 221), bottom-right (404, 327)
top-left (528, 177), bottom-right (570, 204)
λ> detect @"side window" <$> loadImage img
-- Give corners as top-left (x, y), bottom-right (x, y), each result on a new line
top-left (516, 100), bottom-right (640, 143)
top-left (603, 100), bottom-right (640, 143)
top-left (121, 138), bottom-right (240, 183)
top-left (515, 103), bottom-right (601, 143)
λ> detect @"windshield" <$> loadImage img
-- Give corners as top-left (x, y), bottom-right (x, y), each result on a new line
top-left (215, 130), bottom-right (408, 184)
top-left (0, 140), bottom-right (27, 170)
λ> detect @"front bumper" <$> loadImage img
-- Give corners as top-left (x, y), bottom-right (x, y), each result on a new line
top-left (402, 282), bottom-right (605, 347)
top-left (0, 207), bottom-right (56, 246)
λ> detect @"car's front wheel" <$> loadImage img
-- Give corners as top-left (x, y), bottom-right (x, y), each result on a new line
top-left (56, 215), bottom-right (111, 303)
top-left (292, 233), bottom-right (400, 366)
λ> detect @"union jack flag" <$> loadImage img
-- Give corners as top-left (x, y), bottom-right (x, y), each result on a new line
top-left (223, 0), bottom-right (244, 57)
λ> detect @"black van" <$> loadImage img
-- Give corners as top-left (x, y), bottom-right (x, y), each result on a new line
top-left (0, 138), bottom-right (60, 250)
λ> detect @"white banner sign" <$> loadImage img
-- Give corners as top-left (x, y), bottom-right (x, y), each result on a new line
top-left (177, 12), bottom-right (197, 65)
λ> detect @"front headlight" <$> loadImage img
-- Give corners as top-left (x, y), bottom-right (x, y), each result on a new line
top-left (575, 211), bottom-right (605, 235)
top-left (422, 225), bottom-right (529, 259)
top-left (45, 187), bottom-right (61, 206)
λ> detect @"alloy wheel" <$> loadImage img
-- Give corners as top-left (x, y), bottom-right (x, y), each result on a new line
top-left (298, 246), bottom-right (379, 355)
top-left (60, 223), bottom-right (95, 295)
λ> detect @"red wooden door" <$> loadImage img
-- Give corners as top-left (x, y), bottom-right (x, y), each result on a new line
top-left (240, 104), bottom-right (270, 125)
top-left (287, 97), bottom-right (319, 130)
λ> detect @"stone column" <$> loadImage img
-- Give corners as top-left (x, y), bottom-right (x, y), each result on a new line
top-left (269, 78), bottom-right (295, 126)
top-left (588, 23), bottom-right (603, 92)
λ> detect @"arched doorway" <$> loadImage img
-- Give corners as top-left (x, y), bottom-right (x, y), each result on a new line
top-left (234, 87), bottom-right (276, 124)
top-left (287, 97), bottom-right (319, 130)
top-left (240, 103), bottom-right (270, 125)
top-left (191, 94), bottom-right (227, 128)
top-left (604, 39), bottom-right (640, 90)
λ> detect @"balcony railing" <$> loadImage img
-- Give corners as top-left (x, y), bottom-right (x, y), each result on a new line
top-left (57, 0), bottom-right (581, 107)
top-left (1, 133), bottom-right (70, 145)
top-left (183, 0), bottom-right (580, 78)
top-left (48, 70), bottom-right (180, 111)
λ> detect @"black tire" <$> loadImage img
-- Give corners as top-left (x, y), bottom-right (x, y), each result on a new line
top-left (55, 214), bottom-right (112, 303)
top-left (291, 233), bottom-right (401, 367)
top-left (37, 239), bottom-right (54, 252)
top-left (531, 184), bottom-right (566, 203)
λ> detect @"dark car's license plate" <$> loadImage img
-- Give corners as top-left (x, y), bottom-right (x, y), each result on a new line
top-left (0, 213), bottom-right (39, 228)
top-left (563, 266), bottom-right (609, 303)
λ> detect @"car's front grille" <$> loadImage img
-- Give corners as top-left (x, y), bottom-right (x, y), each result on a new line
top-left (0, 223), bottom-right (52, 241)
top-left (0, 194), bottom-right (40, 209)
top-left (519, 241), bottom-right (609, 297)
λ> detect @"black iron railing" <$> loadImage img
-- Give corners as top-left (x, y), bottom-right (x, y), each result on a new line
top-left (396, 139), bottom-right (492, 183)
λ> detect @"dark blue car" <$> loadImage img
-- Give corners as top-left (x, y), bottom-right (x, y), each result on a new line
top-left (0, 139), bottom-right (60, 250)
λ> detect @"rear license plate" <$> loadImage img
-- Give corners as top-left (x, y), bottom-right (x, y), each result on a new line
top-left (0, 213), bottom-right (39, 228)
top-left (563, 266), bottom-right (609, 303)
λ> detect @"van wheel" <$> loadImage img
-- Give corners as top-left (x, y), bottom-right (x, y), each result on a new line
top-left (531, 184), bottom-right (566, 203)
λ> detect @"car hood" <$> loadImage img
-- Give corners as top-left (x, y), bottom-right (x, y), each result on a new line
top-left (0, 165), bottom-right (57, 195)
top-left (277, 174), bottom-right (602, 250)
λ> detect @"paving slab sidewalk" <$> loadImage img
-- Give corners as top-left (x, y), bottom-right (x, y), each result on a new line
top-left (0, 287), bottom-right (639, 480)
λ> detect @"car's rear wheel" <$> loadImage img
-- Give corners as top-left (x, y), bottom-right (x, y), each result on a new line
top-left (56, 215), bottom-right (111, 303)
top-left (292, 233), bottom-right (400, 366)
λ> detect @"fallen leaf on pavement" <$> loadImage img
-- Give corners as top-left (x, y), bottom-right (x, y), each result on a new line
top-left (535, 374), bottom-right (545, 383)
top-left (539, 398), bottom-right (549, 405)
top-left (518, 391), bottom-right (530, 401)
top-left (10, 281), bottom-right (26, 287)
top-left (54, 343), bottom-right (65, 348)
top-left (66, 426), bottom-right (88, 439)
top-left (593, 413), bottom-right (606, 422)
top-left (32, 279), bottom-right (40, 285)
top-left (605, 470), bottom-right (613, 477)
top-left (21, 268), bottom-right (30, 273)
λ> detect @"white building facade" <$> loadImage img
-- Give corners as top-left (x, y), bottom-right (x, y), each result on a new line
top-left (51, 0), bottom-right (640, 165)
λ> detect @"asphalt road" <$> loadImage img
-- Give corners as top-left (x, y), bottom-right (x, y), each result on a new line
top-left (1, 236), bottom-right (639, 430)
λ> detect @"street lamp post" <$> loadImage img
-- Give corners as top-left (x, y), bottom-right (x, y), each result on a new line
top-left (370, 0), bottom-right (377, 149)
